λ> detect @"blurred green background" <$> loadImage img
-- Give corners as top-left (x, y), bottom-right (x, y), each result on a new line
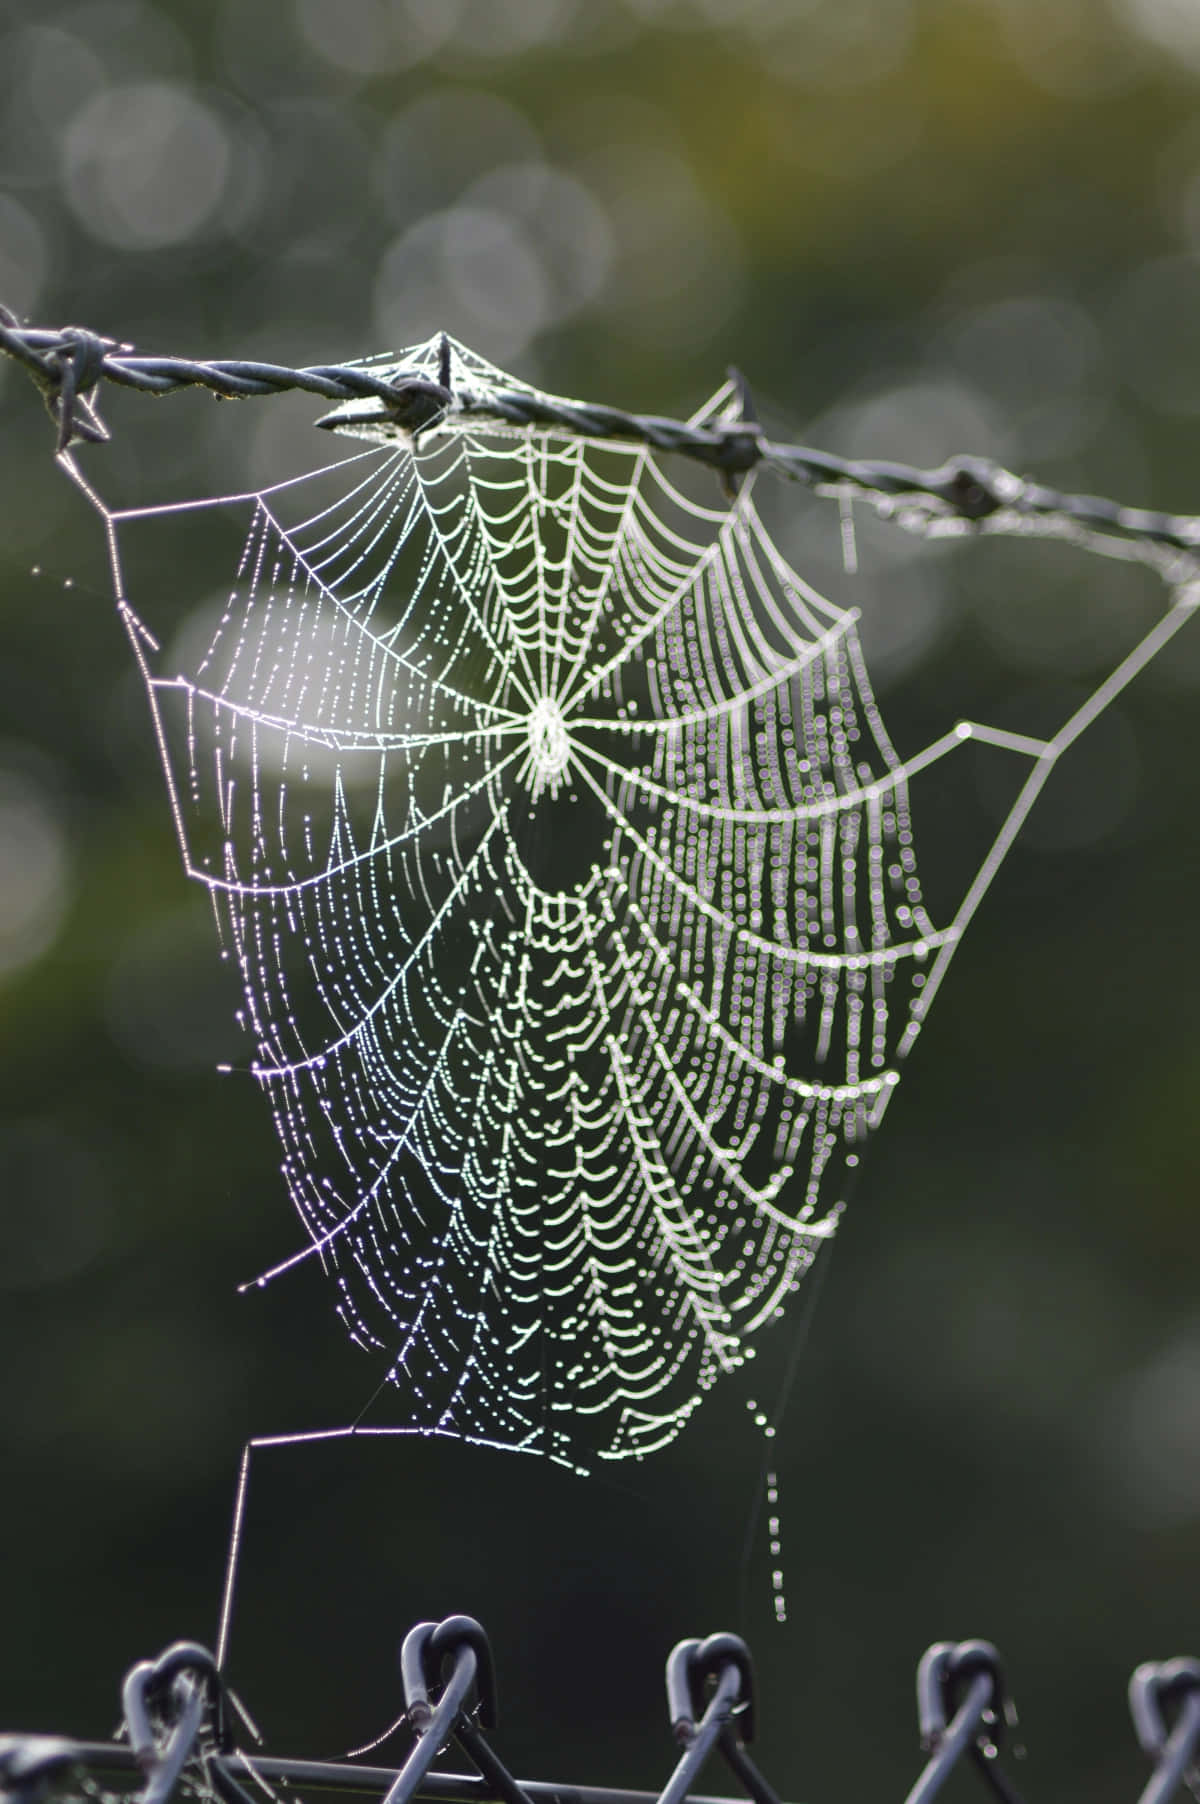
top-left (2, 1), bottom-right (1200, 1800)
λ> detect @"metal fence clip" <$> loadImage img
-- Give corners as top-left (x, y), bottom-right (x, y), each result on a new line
top-left (121, 1641), bottom-right (239, 1804)
top-left (903, 1640), bottom-right (1025, 1804)
top-left (384, 1616), bottom-right (529, 1804)
top-left (1129, 1657), bottom-right (1200, 1804)
top-left (659, 1633), bottom-right (779, 1804)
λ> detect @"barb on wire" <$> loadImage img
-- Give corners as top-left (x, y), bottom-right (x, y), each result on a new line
top-left (3, 308), bottom-right (1200, 577)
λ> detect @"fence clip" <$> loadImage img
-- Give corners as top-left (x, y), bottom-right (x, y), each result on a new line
top-left (121, 1640), bottom-right (251, 1804)
top-left (384, 1615), bottom-right (529, 1804)
top-left (1129, 1656), bottom-right (1200, 1804)
top-left (903, 1640), bottom-right (1025, 1804)
top-left (659, 1633), bottom-right (779, 1804)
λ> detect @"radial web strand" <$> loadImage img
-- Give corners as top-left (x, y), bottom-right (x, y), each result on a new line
top-left (58, 334), bottom-right (1200, 1470)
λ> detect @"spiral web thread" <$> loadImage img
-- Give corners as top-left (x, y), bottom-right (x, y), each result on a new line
top-left (59, 336), bottom-right (1199, 1483)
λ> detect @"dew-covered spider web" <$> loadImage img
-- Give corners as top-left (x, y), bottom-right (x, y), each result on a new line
top-left (60, 335), bottom-right (1200, 1481)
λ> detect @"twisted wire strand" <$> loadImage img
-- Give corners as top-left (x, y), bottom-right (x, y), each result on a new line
top-left (3, 307), bottom-right (1199, 575)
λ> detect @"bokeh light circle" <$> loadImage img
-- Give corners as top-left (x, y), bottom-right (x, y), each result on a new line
top-left (61, 80), bottom-right (232, 249)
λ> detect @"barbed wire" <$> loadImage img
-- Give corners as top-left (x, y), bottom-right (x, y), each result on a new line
top-left (3, 306), bottom-right (1199, 578)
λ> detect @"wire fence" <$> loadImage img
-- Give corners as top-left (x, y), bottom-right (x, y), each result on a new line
top-left (1, 1619), bottom-right (1196, 1804)
top-left (3, 308), bottom-right (1200, 580)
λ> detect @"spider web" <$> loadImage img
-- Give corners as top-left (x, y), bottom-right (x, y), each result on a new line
top-left (59, 335), bottom-right (1200, 1472)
